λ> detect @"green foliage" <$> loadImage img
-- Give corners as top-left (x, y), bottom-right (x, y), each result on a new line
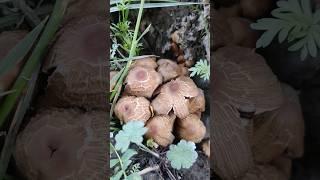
top-left (110, 121), bottom-right (148, 179)
top-left (189, 59), bottom-right (210, 81)
top-left (166, 140), bottom-right (198, 170)
top-left (251, 0), bottom-right (320, 60)
top-left (115, 121), bottom-right (148, 153)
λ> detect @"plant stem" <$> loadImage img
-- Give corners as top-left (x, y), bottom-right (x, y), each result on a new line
top-left (110, 0), bottom-right (146, 115)
top-left (0, 0), bottom-right (69, 128)
top-left (137, 165), bottom-right (160, 176)
top-left (138, 143), bottom-right (160, 159)
top-left (110, 143), bottom-right (127, 179)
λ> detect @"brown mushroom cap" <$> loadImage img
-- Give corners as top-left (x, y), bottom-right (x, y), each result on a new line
top-left (151, 76), bottom-right (198, 119)
top-left (65, 0), bottom-right (106, 22)
top-left (43, 15), bottom-right (107, 110)
top-left (176, 114), bottom-right (206, 143)
top-left (131, 56), bottom-right (158, 69)
top-left (157, 59), bottom-right (184, 82)
top-left (213, 46), bottom-right (284, 114)
top-left (15, 109), bottom-right (107, 180)
top-left (114, 96), bottom-right (151, 123)
top-left (252, 83), bottom-right (304, 163)
top-left (125, 66), bottom-right (162, 98)
top-left (188, 88), bottom-right (205, 114)
top-left (240, 0), bottom-right (274, 19)
top-left (0, 31), bottom-right (28, 93)
top-left (145, 114), bottom-right (176, 147)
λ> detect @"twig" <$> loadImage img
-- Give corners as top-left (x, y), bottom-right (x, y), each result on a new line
top-left (0, 64), bottom-right (40, 179)
top-left (138, 144), bottom-right (160, 159)
top-left (137, 165), bottom-right (160, 176)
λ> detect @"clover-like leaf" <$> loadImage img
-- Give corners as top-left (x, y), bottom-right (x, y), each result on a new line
top-left (127, 173), bottom-right (142, 180)
top-left (166, 140), bottom-right (198, 170)
top-left (115, 121), bottom-right (147, 153)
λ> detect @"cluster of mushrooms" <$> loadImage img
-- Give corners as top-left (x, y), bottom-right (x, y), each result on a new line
top-left (0, 1), bottom-right (107, 179)
top-left (212, 1), bottom-right (305, 180)
top-left (112, 56), bottom-right (207, 147)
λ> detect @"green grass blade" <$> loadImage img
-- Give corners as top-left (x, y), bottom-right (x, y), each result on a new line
top-left (111, 0), bottom-right (177, 6)
top-left (0, 18), bottom-right (48, 77)
top-left (0, 0), bottom-right (69, 128)
top-left (110, 2), bottom-right (203, 13)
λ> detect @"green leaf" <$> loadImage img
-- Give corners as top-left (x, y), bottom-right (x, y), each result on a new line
top-left (122, 149), bottom-right (138, 162)
top-left (166, 140), bottom-right (198, 170)
top-left (314, 10), bottom-right (320, 24)
top-left (110, 159), bottom-right (120, 168)
top-left (127, 173), bottom-right (142, 180)
top-left (0, 18), bottom-right (48, 77)
top-left (115, 121), bottom-right (147, 153)
top-left (300, 46), bottom-right (308, 60)
top-left (278, 26), bottom-right (291, 43)
top-left (256, 28), bottom-right (281, 48)
top-left (288, 38), bottom-right (307, 51)
top-left (307, 34), bottom-right (317, 57)
top-left (301, 0), bottom-right (312, 18)
top-left (111, 170), bottom-right (124, 180)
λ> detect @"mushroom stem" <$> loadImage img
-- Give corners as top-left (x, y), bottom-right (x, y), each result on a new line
top-left (137, 165), bottom-right (160, 176)
top-left (138, 144), bottom-right (160, 159)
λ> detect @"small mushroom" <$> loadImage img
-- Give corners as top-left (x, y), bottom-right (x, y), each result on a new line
top-left (145, 114), bottom-right (176, 147)
top-left (15, 109), bottom-right (107, 180)
top-left (188, 88), bottom-right (206, 114)
top-left (151, 76), bottom-right (198, 119)
top-left (114, 96), bottom-right (151, 123)
top-left (202, 139), bottom-right (210, 157)
top-left (212, 10), bottom-right (233, 50)
top-left (157, 59), bottom-right (184, 82)
top-left (125, 66), bottom-right (162, 98)
top-left (176, 114), bottom-right (206, 143)
top-left (0, 31), bottom-right (28, 93)
top-left (131, 56), bottom-right (158, 69)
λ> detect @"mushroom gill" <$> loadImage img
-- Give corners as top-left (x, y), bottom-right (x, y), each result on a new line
top-left (114, 96), bottom-right (151, 124)
top-left (213, 46), bottom-right (284, 114)
top-left (125, 66), bottom-right (162, 98)
top-left (43, 15), bottom-right (107, 110)
top-left (157, 59), bottom-right (184, 82)
top-left (0, 31), bottom-right (28, 93)
top-left (252, 83), bottom-right (304, 163)
top-left (145, 114), bottom-right (176, 147)
top-left (176, 114), bottom-right (206, 143)
top-left (14, 109), bottom-right (107, 180)
top-left (151, 76), bottom-right (198, 119)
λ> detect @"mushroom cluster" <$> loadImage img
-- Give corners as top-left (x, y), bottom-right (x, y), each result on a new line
top-left (114, 56), bottom-right (207, 147)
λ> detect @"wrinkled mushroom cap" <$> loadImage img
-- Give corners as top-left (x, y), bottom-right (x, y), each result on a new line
top-left (125, 66), bottom-right (162, 98)
top-left (157, 59), bottom-right (184, 82)
top-left (176, 114), bottom-right (206, 143)
top-left (151, 76), bottom-right (198, 119)
top-left (114, 96), bottom-right (151, 123)
top-left (43, 15), bottom-right (107, 110)
top-left (189, 88), bottom-right (206, 114)
top-left (131, 56), bottom-right (158, 69)
top-left (145, 115), bottom-right (176, 147)
top-left (0, 31), bottom-right (28, 92)
top-left (15, 109), bottom-right (107, 180)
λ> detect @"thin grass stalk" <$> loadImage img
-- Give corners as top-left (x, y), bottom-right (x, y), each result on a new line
top-left (110, 0), bottom-right (146, 117)
top-left (0, 64), bottom-right (40, 179)
top-left (0, 0), bottom-right (69, 128)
